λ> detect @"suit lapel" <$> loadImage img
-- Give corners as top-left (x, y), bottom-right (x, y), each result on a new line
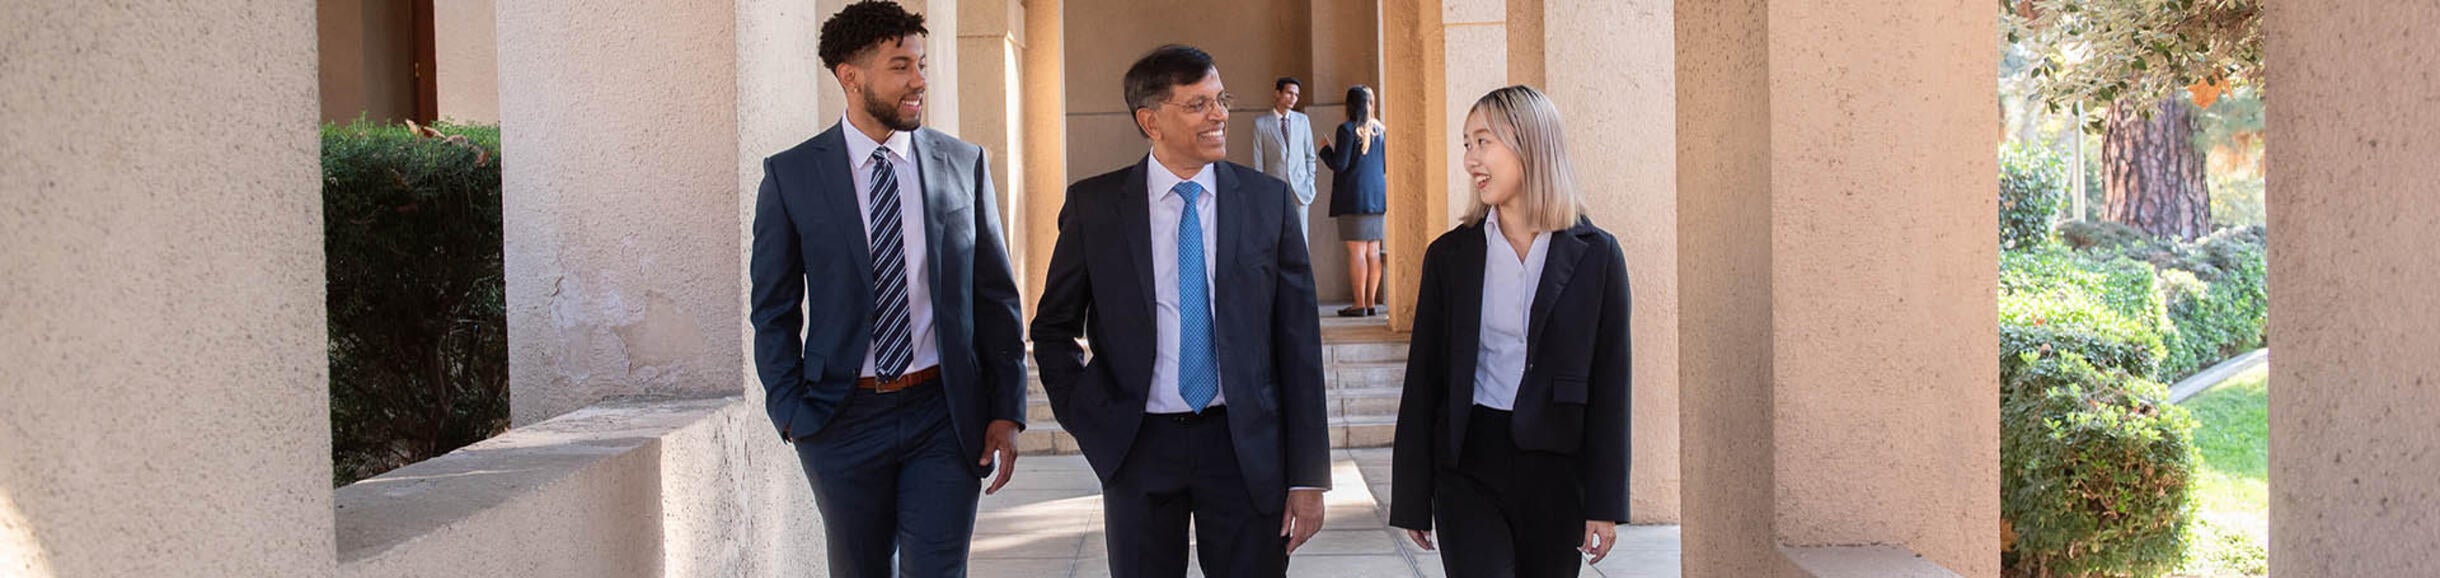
top-left (1118, 160), bottom-right (1157, 316)
top-left (809, 124), bottom-right (874, 308)
top-left (914, 130), bottom-right (965, 324)
top-left (1526, 224), bottom-right (1595, 352)
top-left (1216, 164), bottom-right (1249, 289)
top-left (1450, 226), bottom-right (1487, 403)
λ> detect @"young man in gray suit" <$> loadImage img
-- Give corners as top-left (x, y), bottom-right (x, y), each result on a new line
top-left (1251, 77), bottom-right (1319, 243)
top-left (749, 2), bottom-right (1027, 576)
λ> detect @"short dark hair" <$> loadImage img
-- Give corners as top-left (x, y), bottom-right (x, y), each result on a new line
top-left (1122, 45), bottom-right (1218, 136)
top-left (818, 0), bottom-right (929, 72)
top-left (1276, 76), bottom-right (1302, 92)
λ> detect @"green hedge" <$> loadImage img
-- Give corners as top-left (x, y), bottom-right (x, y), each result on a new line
top-left (324, 120), bottom-right (507, 486)
top-left (2003, 353), bottom-right (2197, 577)
top-left (2001, 144), bottom-right (2071, 250)
top-left (2011, 225), bottom-right (2269, 384)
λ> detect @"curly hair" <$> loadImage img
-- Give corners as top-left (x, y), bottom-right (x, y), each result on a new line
top-left (819, 1), bottom-right (929, 71)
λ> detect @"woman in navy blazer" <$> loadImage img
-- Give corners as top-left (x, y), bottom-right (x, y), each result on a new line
top-left (1388, 85), bottom-right (1631, 576)
top-left (1320, 85), bottom-right (1389, 317)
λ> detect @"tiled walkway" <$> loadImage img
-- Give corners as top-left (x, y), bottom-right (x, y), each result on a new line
top-left (970, 449), bottom-right (1681, 577)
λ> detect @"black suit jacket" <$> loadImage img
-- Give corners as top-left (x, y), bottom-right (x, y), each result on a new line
top-left (749, 123), bottom-right (1028, 476)
top-left (1030, 158), bottom-right (1333, 512)
top-left (1389, 219), bottom-right (1632, 529)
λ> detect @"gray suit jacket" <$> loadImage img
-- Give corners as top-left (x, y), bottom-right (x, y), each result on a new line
top-left (1251, 109), bottom-right (1318, 207)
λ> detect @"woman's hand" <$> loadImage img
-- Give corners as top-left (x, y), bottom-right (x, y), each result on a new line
top-left (1580, 520), bottom-right (1617, 563)
top-left (1404, 528), bottom-right (1435, 551)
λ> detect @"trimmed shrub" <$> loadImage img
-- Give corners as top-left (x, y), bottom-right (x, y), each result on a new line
top-left (324, 120), bottom-right (507, 485)
top-left (2000, 246), bottom-right (2169, 381)
top-left (2038, 224), bottom-right (2269, 383)
top-left (2157, 232), bottom-right (2267, 380)
top-left (2057, 220), bottom-right (2154, 254)
top-left (2003, 353), bottom-right (2197, 577)
top-left (2002, 143), bottom-right (2072, 250)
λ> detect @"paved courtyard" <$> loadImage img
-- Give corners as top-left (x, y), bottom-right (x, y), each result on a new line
top-left (969, 448), bottom-right (1681, 578)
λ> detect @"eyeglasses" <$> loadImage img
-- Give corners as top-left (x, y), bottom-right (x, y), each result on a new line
top-left (1157, 93), bottom-right (1235, 116)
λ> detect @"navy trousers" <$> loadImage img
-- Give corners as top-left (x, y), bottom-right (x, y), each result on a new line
top-left (793, 379), bottom-right (980, 578)
top-left (1098, 407), bottom-right (1290, 578)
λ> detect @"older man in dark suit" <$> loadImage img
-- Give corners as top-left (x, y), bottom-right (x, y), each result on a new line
top-left (1031, 45), bottom-right (1332, 578)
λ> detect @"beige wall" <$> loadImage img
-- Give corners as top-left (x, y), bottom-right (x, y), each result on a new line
top-left (2267, 1), bottom-right (2440, 574)
top-left (1021, 0), bottom-right (1069, 317)
top-left (0, 1), bottom-right (336, 575)
top-left (434, 0), bottom-right (500, 124)
top-left (501, 1), bottom-right (747, 424)
top-left (318, 0), bottom-right (420, 123)
top-left (1059, 0), bottom-right (1307, 176)
top-left (1543, 0), bottom-right (1681, 525)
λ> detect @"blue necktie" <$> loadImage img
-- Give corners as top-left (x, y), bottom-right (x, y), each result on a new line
top-left (866, 147), bottom-right (913, 381)
top-left (1175, 181), bottom-right (1218, 412)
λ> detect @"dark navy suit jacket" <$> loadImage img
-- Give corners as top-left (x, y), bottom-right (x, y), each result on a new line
top-left (749, 123), bottom-right (1028, 476)
top-left (1319, 122), bottom-right (1387, 216)
top-left (1029, 159), bottom-right (1333, 512)
top-left (1389, 219), bottom-right (1633, 529)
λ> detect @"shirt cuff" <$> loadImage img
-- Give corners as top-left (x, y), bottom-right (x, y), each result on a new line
top-left (1289, 486), bottom-right (1327, 492)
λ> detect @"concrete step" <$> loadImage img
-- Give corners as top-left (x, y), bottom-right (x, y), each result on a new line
top-left (1021, 386), bottom-right (1404, 424)
top-left (1017, 415), bottom-right (1401, 455)
top-left (1022, 361), bottom-right (1409, 395)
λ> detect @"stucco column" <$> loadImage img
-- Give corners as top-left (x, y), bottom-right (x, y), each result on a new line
top-left (1, 2), bottom-right (335, 574)
top-left (1674, 0), bottom-right (1783, 572)
top-left (1381, 0), bottom-right (1503, 331)
top-left (1020, 0), bottom-right (1066, 317)
top-left (1540, 0), bottom-right (1680, 525)
top-left (2266, 2), bottom-right (2440, 573)
top-left (502, 1), bottom-right (745, 424)
top-left (960, 0), bottom-right (1029, 309)
top-left (1677, 0), bottom-right (1998, 575)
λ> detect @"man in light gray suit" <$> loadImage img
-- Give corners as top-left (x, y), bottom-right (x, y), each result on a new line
top-left (1251, 76), bottom-right (1319, 243)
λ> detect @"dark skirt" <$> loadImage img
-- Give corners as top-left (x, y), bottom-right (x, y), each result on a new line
top-left (1337, 213), bottom-right (1385, 241)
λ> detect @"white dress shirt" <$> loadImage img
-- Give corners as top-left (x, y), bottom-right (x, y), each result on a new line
top-left (1473, 209), bottom-right (1551, 410)
top-left (1144, 153), bottom-right (1227, 413)
top-left (843, 119), bottom-right (938, 378)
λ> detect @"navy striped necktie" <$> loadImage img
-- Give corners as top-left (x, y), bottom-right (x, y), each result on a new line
top-left (865, 147), bottom-right (914, 381)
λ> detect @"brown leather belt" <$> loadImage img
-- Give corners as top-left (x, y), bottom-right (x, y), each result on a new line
top-left (855, 366), bottom-right (940, 393)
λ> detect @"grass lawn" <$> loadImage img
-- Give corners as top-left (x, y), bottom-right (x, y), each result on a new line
top-left (2175, 364), bottom-right (2269, 577)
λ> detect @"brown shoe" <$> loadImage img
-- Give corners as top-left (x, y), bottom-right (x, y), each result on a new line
top-left (1337, 306), bottom-right (1367, 317)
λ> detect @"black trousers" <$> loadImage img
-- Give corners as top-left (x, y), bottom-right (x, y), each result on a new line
top-left (793, 379), bottom-right (980, 578)
top-left (1434, 405), bottom-right (1586, 578)
top-left (1098, 406), bottom-right (1290, 578)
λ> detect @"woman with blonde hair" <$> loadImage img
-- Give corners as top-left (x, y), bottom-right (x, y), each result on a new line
top-left (1388, 85), bottom-right (1631, 576)
top-left (1320, 85), bottom-right (1389, 316)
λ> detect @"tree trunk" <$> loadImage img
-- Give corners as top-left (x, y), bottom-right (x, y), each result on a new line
top-left (2102, 96), bottom-right (2212, 241)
